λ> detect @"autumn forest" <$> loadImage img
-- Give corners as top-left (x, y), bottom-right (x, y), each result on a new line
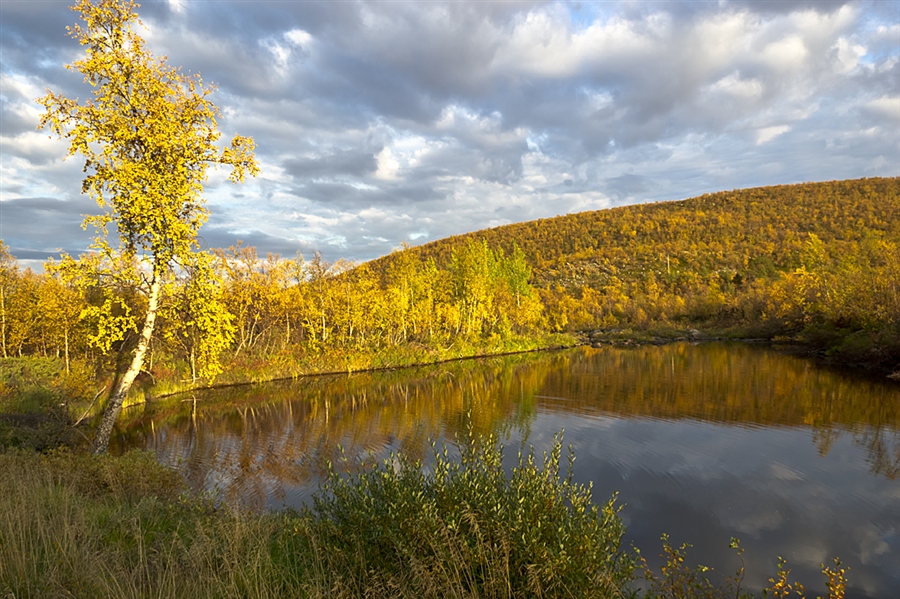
top-left (2, 177), bottom-right (898, 399)
top-left (3, 0), bottom-right (899, 595)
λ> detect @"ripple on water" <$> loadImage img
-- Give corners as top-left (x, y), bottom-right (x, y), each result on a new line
top-left (115, 343), bottom-right (900, 598)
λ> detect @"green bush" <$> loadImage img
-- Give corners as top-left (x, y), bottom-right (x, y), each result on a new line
top-left (307, 430), bottom-right (634, 598)
top-left (0, 356), bottom-right (97, 413)
top-left (0, 357), bottom-right (98, 450)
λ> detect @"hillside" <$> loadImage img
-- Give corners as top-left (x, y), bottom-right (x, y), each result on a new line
top-left (376, 177), bottom-right (898, 285)
top-left (371, 177), bottom-right (900, 372)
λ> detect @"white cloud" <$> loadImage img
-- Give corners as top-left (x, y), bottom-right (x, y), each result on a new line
top-left (755, 125), bottom-right (792, 145)
top-left (374, 147), bottom-right (400, 180)
top-left (0, 72), bottom-right (44, 102)
top-left (0, 131), bottom-right (68, 170)
top-left (494, 8), bottom-right (662, 79)
top-left (865, 96), bottom-right (900, 121)
top-left (832, 37), bottom-right (866, 73)
top-left (761, 35), bottom-right (809, 71)
top-left (167, 0), bottom-right (186, 15)
top-left (710, 73), bottom-right (764, 99)
top-left (285, 29), bottom-right (312, 48)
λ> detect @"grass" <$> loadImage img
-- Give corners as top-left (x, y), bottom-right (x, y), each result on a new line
top-left (0, 431), bottom-right (635, 599)
top-left (0, 448), bottom-right (311, 598)
top-left (0, 431), bottom-right (853, 599)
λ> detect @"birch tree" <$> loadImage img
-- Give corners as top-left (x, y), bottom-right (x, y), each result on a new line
top-left (0, 242), bottom-right (17, 359)
top-left (38, 0), bottom-right (258, 453)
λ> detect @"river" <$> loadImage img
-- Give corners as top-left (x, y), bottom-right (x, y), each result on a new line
top-left (112, 342), bottom-right (900, 598)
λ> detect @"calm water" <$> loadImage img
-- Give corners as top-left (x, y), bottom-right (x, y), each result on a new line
top-left (113, 342), bottom-right (900, 598)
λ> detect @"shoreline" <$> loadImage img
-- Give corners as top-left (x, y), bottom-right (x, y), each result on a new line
top-left (148, 330), bottom-right (898, 409)
top-left (577, 328), bottom-right (900, 381)
top-left (141, 337), bottom-right (582, 404)
top-left (2, 329), bottom-right (895, 448)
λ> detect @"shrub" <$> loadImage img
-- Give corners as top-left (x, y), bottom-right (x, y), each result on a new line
top-left (0, 357), bottom-right (98, 450)
top-left (638, 535), bottom-right (751, 599)
top-left (306, 430), bottom-right (635, 598)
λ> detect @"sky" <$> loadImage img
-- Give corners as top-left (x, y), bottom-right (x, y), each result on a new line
top-left (1, 0), bottom-right (898, 269)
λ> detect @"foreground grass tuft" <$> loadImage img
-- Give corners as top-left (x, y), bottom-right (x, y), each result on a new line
top-left (0, 434), bottom-right (851, 598)
top-left (307, 431), bottom-right (634, 597)
top-left (0, 433), bottom-right (634, 598)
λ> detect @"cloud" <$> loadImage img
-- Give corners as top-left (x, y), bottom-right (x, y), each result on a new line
top-left (1, 0), bottom-right (897, 267)
top-left (725, 0), bottom-right (854, 15)
top-left (0, 197), bottom-right (97, 266)
top-left (864, 96), bottom-right (900, 121)
top-left (374, 148), bottom-right (400, 181)
top-left (756, 125), bottom-right (792, 145)
top-left (283, 150), bottom-right (378, 180)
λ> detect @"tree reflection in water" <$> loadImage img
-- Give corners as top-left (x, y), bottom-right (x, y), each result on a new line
top-left (112, 342), bottom-right (899, 598)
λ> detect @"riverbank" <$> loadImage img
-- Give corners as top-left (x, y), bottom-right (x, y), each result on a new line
top-left (0, 435), bottom-right (849, 599)
top-left (147, 332), bottom-right (580, 402)
top-left (576, 325), bottom-right (900, 381)
top-left (88, 333), bottom-right (575, 411)
top-left (81, 324), bottom-right (900, 421)
top-left (0, 333), bottom-right (578, 439)
top-left (2, 325), bottom-right (895, 453)
top-left (0, 334), bottom-right (580, 451)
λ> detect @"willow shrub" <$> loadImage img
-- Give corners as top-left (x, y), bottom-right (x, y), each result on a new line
top-left (306, 431), bottom-right (635, 598)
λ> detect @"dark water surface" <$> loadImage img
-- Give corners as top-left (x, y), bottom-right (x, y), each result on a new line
top-left (114, 342), bottom-right (900, 598)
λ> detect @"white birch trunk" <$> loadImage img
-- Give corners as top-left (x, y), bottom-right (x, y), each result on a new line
top-left (92, 277), bottom-right (161, 454)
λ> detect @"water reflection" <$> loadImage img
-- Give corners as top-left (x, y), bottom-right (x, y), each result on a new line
top-left (113, 342), bottom-right (900, 598)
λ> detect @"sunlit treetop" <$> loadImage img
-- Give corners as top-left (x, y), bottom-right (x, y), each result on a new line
top-left (38, 0), bottom-right (259, 273)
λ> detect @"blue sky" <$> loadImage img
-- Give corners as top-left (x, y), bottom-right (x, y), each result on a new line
top-left (1, 0), bottom-right (898, 268)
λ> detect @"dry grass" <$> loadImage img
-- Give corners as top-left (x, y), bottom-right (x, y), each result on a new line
top-left (0, 437), bottom-right (848, 598)
top-left (0, 435), bottom-right (634, 599)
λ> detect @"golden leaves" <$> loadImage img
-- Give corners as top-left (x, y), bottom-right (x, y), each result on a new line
top-left (37, 0), bottom-right (258, 272)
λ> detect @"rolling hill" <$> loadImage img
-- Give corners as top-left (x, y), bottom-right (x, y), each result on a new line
top-left (369, 177), bottom-right (899, 373)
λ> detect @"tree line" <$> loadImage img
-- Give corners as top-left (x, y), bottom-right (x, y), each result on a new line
top-left (0, 239), bottom-right (544, 379)
top-left (3, 177), bottom-right (898, 395)
top-left (4, 176), bottom-right (900, 379)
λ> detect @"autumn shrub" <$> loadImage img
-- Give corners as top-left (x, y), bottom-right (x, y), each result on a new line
top-left (0, 357), bottom-right (96, 412)
top-left (0, 357), bottom-right (97, 450)
top-left (305, 430), bottom-right (635, 598)
top-left (764, 556), bottom-right (849, 599)
top-left (638, 534), bottom-right (751, 599)
top-left (638, 535), bottom-right (850, 599)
